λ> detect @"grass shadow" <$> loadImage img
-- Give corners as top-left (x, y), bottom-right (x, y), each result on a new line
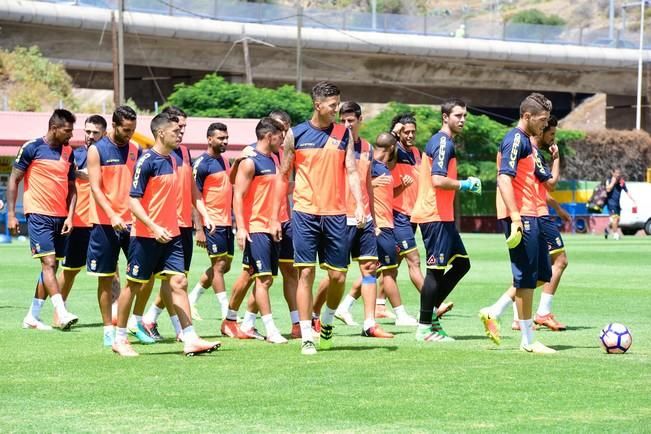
top-left (328, 345), bottom-right (399, 352)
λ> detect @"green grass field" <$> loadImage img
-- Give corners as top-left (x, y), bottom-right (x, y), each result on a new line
top-left (1, 233), bottom-right (650, 432)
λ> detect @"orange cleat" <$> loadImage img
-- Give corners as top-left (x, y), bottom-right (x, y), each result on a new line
top-left (534, 313), bottom-right (567, 331)
top-left (436, 302), bottom-right (454, 319)
top-left (479, 309), bottom-right (501, 345)
top-left (361, 325), bottom-right (394, 338)
top-left (311, 317), bottom-right (321, 334)
top-left (112, 339), bottom-right (139, 357)
top-left (240, 327), bottom-right (265, 341)
top-left (184, 338), bottom-right (221, 356)
top-left (290, 323), bottom-right (301, 339)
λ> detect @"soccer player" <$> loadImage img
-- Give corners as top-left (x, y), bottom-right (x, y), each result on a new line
top-left (221, 110), bottom-right (298, 340)
top-left (313, 102), bottom-right (393, 338)
top-left (232, 117), bottom-right (288, 343)
top-left (411, 98), bottom-right (481, 342)
top-left (480, 115), bottom-right (569, 336)
top-left (604, 168), bottom-right (637, 240)
top-left (271, 81), bottom-right (365, 355)
top-left (482, 93), bottom-right (556, 354)
top-left (112, 112), bottom-right (220, 357)
top-left (57, 115), bottom-right (107, 306)
top-left (188, 123), bottom-right (233, 321)
top-left (86, 106), bottom-right (140, 346)
top-left (386, 113), bottom-right (422, 322)
top-left (7, 109), bottom-right (79, 331)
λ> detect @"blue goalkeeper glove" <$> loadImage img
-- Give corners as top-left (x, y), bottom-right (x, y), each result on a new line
top-left (459, 177), bottom-right (482, 194)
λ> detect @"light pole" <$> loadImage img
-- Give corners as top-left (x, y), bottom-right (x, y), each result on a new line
top-left (635, 0), bottom-right (646, 129)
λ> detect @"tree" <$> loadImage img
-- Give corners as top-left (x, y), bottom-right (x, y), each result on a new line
top-left (166, 74), bottom-right (313, 124)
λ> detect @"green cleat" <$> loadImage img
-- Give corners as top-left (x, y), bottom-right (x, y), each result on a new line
top-left (415, 324), bottom-right (454, 342)
top-left (319, 324), bottom-right (334, 350)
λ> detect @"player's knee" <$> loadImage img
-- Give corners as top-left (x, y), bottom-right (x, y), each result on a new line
top-left (170, 274), bottom-right (188, 290)
top-left (328, 270), bottom-right (346, 285)
top-left (360, 260), bottom-right (377, 275)
top-left (258, 275), bottom-right (273, 288)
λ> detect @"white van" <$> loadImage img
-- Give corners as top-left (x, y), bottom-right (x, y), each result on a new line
top-left (618, 182), bottom-right (651, 235)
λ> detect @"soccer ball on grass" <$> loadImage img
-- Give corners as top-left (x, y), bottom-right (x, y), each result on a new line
top-left (599, 323), bottom-right (632, 354)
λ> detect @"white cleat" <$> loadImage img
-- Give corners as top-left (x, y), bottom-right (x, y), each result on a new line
top-left (57, 312), bottom-right (79, 331)
top-left (520, 341), bottom-right (557, 354)
top-left (22, 315), bottom-right (53, 331)
top-left (334, 311), bottom-right (359, 326)
top-left (394, 315), bottom-right (419, 327)
top-left (266, 332), bottom-right (289, 344)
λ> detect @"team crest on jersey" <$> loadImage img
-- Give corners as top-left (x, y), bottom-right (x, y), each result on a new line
top-left (402, 240), bottom-right (409, 250)
top-left (437, 136), bottom-right (447, 169)
top-left (509, 134), bottom-right (521, 169)
top-left (426, 255), bottom-right (436, 266)
top-left (524, 220), bottom-right (531, 232)
top-left (384, 255), bottom-right (391, 264)
top-left (556, 237), bottom-right (561, 246)
top-left (132, 265), bottom-right (139, 276)
top-left (255, 260), bottom-right (263, 270)
top-left (212, 244), bottom-right (217, 253)
top-left (439, 253), bottom-right (445, 264)
top-left (90, 259), bottom-right (97, 271)
top-left (34, 243), bottom-right (41, 253)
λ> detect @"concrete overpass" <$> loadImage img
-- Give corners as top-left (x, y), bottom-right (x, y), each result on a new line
top-left (1, 0), bottom-right (650, 128)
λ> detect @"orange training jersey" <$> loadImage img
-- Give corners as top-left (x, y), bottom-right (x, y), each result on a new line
top-left (71, 146), bottom-right (92, 227)
top-left (242, 150), bottom-right (278, 233)
top-left (391, 144), bottom-right (420, 215)
top-left (193, 152), bottom-right (232, 227)
top-left (246, 143), bottom-right (290, 223)
top-left (172, 145), bottom-right (194, 228)
top-left (411, 132), bottom-right (457, 223)
top-left (496, 127), bottom-right (539, 219)
top-left (292, 121), bottom-right (349, 216)
top-left (89, 136), bottom-right (139, 225)
top-left (130, 149), bottom-right (180, 238)
top-left (13, 137), bottom-right (75, 218)
top-left (371, 159), bottom-right (394, 229)
top-left (345, 138), bottom-right (373, 220)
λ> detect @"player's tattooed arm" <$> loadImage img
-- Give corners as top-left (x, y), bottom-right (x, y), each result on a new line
top-left (345, 129), bottom-right (366, 228)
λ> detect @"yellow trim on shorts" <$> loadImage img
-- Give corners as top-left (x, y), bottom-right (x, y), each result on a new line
top-left (549, 247), bottom-right (566, 256)
top-left (126, 276), bottom-right (150, 283)
top-left (32, 251), bottom-right (56, 259)
top-left (425, 254), bottom-right (470, 270)
top-left (60, 265), bottom-right (84, 271)
top-left (354, 255), bottom-right (379, 262)
top-left (87, 271), bottom-right (117, 277)
top-left (156, 270), bottom-right (185, 279)
top-left (251, 271), bottom-right (274, 278)
top-left (377, 264), bottom-right (399, 272)
top-left (294, 262), bottom-right (317, 268)
top-left (208, 252), bottom-right (232, 259)
top-left (319, 262), bottom-right (348, 272)
top-left (399, 247), bottom-right (418, 256)
top-left (278, 259), bottom-right (294, 263)
top-left (242, 264), bottom-right (251, 270)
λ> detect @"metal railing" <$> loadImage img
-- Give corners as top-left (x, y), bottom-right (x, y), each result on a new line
top-left (47, 0), bottom-right (651, 48)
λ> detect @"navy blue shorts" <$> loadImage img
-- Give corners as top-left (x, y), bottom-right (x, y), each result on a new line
top-left (607, 200), bottom-right (621, 216)
top-left (420, 221), bottom-right (468, 269)
top-left (538, 216), bottom-right (565, 255)
top-left (292, 210), bottom-right (348, 271)
top-left (126, 235), bottom-right (185, 283)
top-left (279, 220), bottom-right (294, 263)
top-left (393, 210), bottom-right (417, 255)
top-left (87, 224), bottom-right (131, 276)
top-left (346, 220), bottom-right (378, 263)
top-left (243, 233), bottom-right (279, 277)
top-left (376, 227), bottom-right (399, 272)
top-left (501, 216), bottom-right (552, 289)
top-left (62, 226), bottom-right (91, 270)
top-left (180, 226), bottom-right (193, 272)
top-left (27, 213), bottom-right (67, 260)
top-left (204, 226), bottom-right (234, 258)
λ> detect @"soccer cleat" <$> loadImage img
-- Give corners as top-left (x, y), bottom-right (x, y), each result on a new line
top-left (22, 315), bottom-right (53, 331)
top-left (375, 305), bottom-right (396, 319)
top-left (290, 323), bottom-right (301, 339)
top-left (221, 319), bottom-right (253, 339)
top-left (436, 301), bottom-right (454, 319)
top-left (311, 317), bottom-right (321, 334)
top-left (184, 338), bottom-right (221, 356)
top-left (511, 320), bottom-right (538, 331)
top-left (334, 311), bottom-right (358, 326)
top-left (361, 325), bottom-right (394, 338)
top-left (190, 304), bottom-right (203, 321)
top-left (301, 340), bottom-right (317, 355)
top-left (142, 322), bottom-right (163, 341)
top-left (266, 332), bottom-right (288, 344)
top-left (103, 330), bottom-right (114, 347)
top-left (395, 315), bottom-right (418, 326)
top-left (534, 313), bottom-right (567, 331)
top-left (479, 308), bottom-right (501, 345)
top-left (128, 322), bottom-right (156, 344)
top-left (112, 339), bottom-right (139, 357)
top-left (415, 325), bottom-right (454, 342)
top-left (319, 324), bottom-right (334, 349)
top-left (240, 327), bottom-right (266, 341)
top-left (57, 311), bottom-right (79, 331)
top-left (520, 341), bottom-right (557, 354)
